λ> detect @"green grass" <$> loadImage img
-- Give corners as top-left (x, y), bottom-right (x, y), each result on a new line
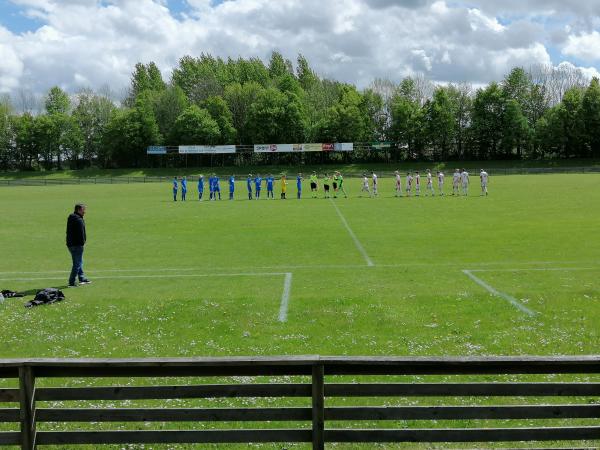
top-left (0, 174), bottom-right (599, 448)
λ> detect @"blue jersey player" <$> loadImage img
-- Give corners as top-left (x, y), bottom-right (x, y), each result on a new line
top-left (297, 173), bottom-right (303, 199)
top-left (172, 177), bottom-right (178, 202)
top-left (181, 176), bottom-right (187, 201)
top-left (266, 174), bottom-right (274, 199)
top-left (208, 175), bottom-right (214, 200)
top-left (213, 174), bottom-right (221, 200)
top-left (198, 175), bottom-right (204, 201)
top-left (255, 175), bottom-right (262, 199)
top-left (229, 175), bottom-right (235, 200)
top-left (246, 174), bottom-right (253, 200)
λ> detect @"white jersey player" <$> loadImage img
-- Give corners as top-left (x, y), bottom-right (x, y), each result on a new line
top-left (461, 169), bottom-right (469, 196)
top-left (371, 172), bottom-right (378, 197)
top-left (480, 169), bottom-right (489, 196)
top-left (361, 174), bottom-right (370, 197)
top-left (437, 171), bottom-right (445, 196)
top-left (394, 171), bottom-right (403, 197)
top-left (414, 172), bottom-right (421, 196)
top-left (425, 169), bottom-right (434, 196)
top-left (406, 172), bottom-right (413, 196)
top-left (452, 169), bottom-right (460, 196)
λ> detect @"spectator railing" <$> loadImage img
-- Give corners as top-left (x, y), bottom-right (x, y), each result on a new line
top-left (0, 356), bottom-right (599, 449)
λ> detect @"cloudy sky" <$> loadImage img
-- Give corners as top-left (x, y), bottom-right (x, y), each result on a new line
top-left (1, 0), bottom-right (600, 97)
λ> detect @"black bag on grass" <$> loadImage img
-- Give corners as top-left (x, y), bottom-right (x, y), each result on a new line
top-left (25, 288), bottom-right (65, 308)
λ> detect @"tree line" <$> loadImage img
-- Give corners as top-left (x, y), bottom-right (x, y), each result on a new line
top-left (1, 52), bottom-right (599, 171)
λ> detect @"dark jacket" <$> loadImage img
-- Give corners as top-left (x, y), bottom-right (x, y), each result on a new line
top-left (66, 213), bottom-right (86, 247)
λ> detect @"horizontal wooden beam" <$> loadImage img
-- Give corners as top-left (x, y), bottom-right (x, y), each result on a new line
top-left (0, 432), bottom-right (20, 445)
top-left (36, 407), bottom-right (312, 422)
top-left (36, 383), bottom-right (311, 401)
top-left (325, 426), bottom-right (600, 442)
top-left (0, 409), bottom-right (19, 422)
top-left (36, 429), bottom-right (312, 445)
top-left (326, 405), bottom-right (600, 421)
top-left (0, 389), bottom-right (19, 402)
top-left (326, 383), bottom-right (600, 397)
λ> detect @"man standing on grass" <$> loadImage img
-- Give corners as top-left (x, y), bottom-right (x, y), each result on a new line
top-left (337, 172), bottom-right (348, 198)
top-left (247, 174), bottom-right (253, 200)
top-left (480, 169), bottom-right (489, 196)
top-left (297, 173), bottom-right (303, 199)
top-left (461, 168), bottom-right (470, 196)
top-left (229, 175), bottom-right (235, 200)
top-left (426, 170), bottom-right (435, 196)
top-left (437, 171), bottom-right (445, 196)
top-left (266, 174), bottom-right (275, 199)
top-left (323, 173), bottom-right (331, 198)
top-left (361, 173), bottom-right (370, 197)
top-left (172, 177), bottom-right (178, 202)
top-left (181, 176), bottom-right (187, 201)
top-left (213, 173), bottom-right (222, 200)
top-left (255, 174), bottom-right (262, 199)
top-left (415, 171), bottom-right (421, 197)
top-left (452, 169), bottom-right (460, 196)
top-left (310, 172), bottom-right (318, 198)
top-left (198, 175), bottom-right (205, 201)
top-left (372, 172), bottom-right (378, 197)
top-left (406, 172), bottom-right (413, 196)
top-left (394, 171), bottom-right (403, 197)
top-left (66, 203), bottom-right (91, 288)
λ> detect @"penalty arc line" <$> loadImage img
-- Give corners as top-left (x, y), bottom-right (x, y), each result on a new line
top-left (462, 270), bottom-right (537, 317)
top-left (330, 199), bottom-right (374, 267)
top-left (278, 273), bottom-right (293, 323)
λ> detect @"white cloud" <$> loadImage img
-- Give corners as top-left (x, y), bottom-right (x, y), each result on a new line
top-left (0, 0), bottom-right (598, 98)
top-left (562, 31), bottom-right (600, 61)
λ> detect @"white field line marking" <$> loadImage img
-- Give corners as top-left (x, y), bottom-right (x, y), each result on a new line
top-left (468, 267), bottom-right (595, 273)
top-left (278, 273), bottom-right (293, 323)
top-left (462, 270), bottom-right (536, 317)
top-left (330, 199), bottom-right (374, 267)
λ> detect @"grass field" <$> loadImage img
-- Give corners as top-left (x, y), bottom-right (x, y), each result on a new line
top-left (1, 173), bottom-right (599, 448)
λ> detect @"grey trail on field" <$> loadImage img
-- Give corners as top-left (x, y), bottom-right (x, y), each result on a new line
top-left (462, 270), bottom-right (537, 317)
top-left (278, 273), bottom-right (293, 323)
top-left (329, 199), bottom-right (375, 267)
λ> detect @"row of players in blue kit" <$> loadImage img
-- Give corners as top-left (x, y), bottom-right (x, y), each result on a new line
top-left (172, 174), bottom-right (300, 201)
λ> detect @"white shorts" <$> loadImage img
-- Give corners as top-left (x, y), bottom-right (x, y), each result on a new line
top-left (481, 182), bottom-right (487, 188)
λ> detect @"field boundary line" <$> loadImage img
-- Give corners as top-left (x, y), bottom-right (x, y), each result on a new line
top-left (329, 199), bottom-right (374, 267)
top-left (278, 273), bottom-right (293, 323)
top-left (462, 269), bottom-right (537, 317)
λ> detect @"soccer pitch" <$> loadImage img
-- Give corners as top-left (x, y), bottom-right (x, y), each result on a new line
top-left (1, 173), bottom-right (598, 359)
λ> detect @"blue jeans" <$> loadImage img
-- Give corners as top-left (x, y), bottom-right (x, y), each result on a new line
top-left (68, 246), bottom-right (85, 285)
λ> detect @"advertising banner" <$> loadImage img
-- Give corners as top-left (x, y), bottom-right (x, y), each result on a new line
top-left (322, 143), bottom-right (335, 151)
top-left (179, 145), bottom-right (236, 154)
top-left (254, 144), bottom-right (294, 153)
top-left (147, 146), bottom-right (167, 155)
top-left (301, 143), bottom-right (323, 152)
top-left (334, 143), bottom-right (354, 152)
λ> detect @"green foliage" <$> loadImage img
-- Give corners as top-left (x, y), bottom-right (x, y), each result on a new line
top-left (1, 54), bottom-right (600, 170)
top-left (246, 88), bottom-right (306, 143)
top-left (45, 86), bottom-right (71, 115)
top-left (201, 96), bottom-right (237, 145)
top-left (170, 105), bottom-right (220, 145)
top-left (581, 77), bottom-right (600, 157)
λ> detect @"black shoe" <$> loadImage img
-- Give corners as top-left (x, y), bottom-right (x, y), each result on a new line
top-left (79, 279), bottom-right (92, 285)
top-left (68, 283), bottom-right (78, 288)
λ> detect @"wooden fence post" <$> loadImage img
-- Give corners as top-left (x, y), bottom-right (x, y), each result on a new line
top-left (312, 363), bottom-right (325, 450)
top-left (18, 366), bottom-right (35, 450)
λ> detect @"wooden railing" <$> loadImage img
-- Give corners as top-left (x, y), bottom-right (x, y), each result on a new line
top-left (0, 356), bottom-right (599, 449)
